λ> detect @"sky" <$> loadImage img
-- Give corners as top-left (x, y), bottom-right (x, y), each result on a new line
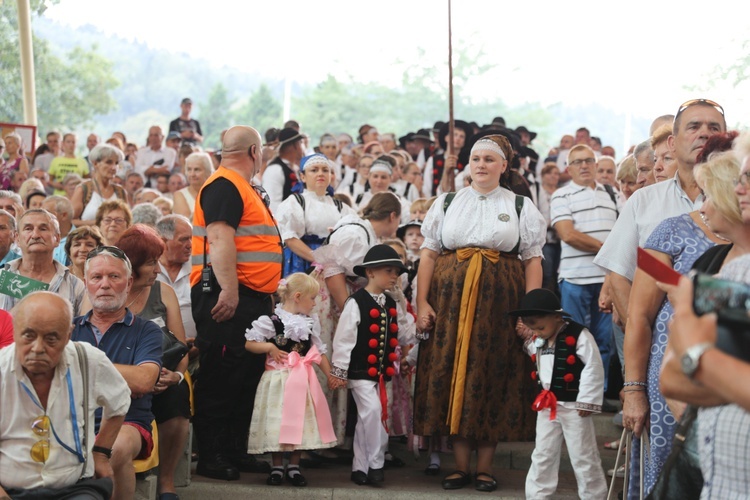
top-left (45, 0), bottom-right (750, 130)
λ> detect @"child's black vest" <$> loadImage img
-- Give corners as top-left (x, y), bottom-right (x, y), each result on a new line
top-left (532, 321), bottom-right (587, 402)
top-left (347, 288), bottom-right (399, 381)
top-left (267, 314), bottom-right (312, 356)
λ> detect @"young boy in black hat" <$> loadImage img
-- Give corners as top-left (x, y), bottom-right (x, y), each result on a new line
top-left (509, 288), bottom-right (608, 500)
top-left (329, 244), bottom-right (416, 486)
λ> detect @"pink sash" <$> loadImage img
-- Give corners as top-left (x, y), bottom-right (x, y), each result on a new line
top-left (276, 345), bottom-right (336, 445)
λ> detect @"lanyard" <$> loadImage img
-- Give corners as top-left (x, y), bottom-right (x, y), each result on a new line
top-left (20, 368), bottom-right (85, 463)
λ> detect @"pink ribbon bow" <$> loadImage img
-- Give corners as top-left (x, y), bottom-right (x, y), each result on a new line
top-left (278, 345), bottom-right (336, 445)
top-left (531, 389), bottom-right (558, 421)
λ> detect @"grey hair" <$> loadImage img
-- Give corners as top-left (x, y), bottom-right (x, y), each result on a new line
top-left (155, 214), bottom-right (192, 240)
top-left (0, 190), bottom-right (22, 205)
top-left (633, 139), bottom-right (653, 159)
top-left (18, 208), bottom-right (60, 236)
top-left (89, 143), bottom-right (124, 164)
top-left (0, 209), bottom-right (16, 231)
top-left (84, 248), bottom-right (133, 278)
top-left (43, 195), bottom-right (74, 218)
top-left (61, 173), bottom-right (83, 186)
top-left (185, 152), bottom-right (214, 175)
top-left (131, 203), bottom-right (161, 227)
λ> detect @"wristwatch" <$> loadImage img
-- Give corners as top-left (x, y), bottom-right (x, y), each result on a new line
top-left (681, 342), bottom-right (714, 379)
top-left (92, 445), bottom-right (113, 458)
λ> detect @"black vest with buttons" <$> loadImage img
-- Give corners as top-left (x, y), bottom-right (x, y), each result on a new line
top-left (269, 157), bottom-right (298, 201)
top-left (347, 288), bottom-right (399, 381)
top-left (533, 321), bottom-right (586, 402)
top-left (267, 315), bottom-right (312, 356)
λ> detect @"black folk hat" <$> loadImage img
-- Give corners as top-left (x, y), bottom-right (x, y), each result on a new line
top-left (515, 126), bottom-right (538, 142)
top-left (412, 129), bottom-right (434, 143)
top-left (508, 288), bottom-right (569, 318)
top-left (396, 219), bottom-right (422, 240)
top-left (278, 127), bottom-right (304, 147)
top-left (353, 244), bottom-right (409, 278)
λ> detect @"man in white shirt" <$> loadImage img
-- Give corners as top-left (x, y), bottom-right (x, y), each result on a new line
top-left (135, 126), bottom-right (176, 188)
top-left (594, 99), bottom-right (726, 440)
top-left (551, 144), bottom-right (618, 390)
top-left (0, 292), bottom-right (130, 499)
top-left (32, 131), bottom-right (62, 173)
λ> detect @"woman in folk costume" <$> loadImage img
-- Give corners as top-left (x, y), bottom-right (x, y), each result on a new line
top-left (414, 134), bottom-right (546, 492)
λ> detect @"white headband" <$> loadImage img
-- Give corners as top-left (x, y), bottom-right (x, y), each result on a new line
top-left (470, 138), bottom-right (507, 159)
top-left (369, 160), bottom-right (393, 175)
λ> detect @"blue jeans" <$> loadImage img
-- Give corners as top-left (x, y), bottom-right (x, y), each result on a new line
top-left (559, 280), bottom-right (613, 390)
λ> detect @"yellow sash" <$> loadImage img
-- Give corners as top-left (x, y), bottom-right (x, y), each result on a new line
top-left (446, 247), bottom-right (500, 434)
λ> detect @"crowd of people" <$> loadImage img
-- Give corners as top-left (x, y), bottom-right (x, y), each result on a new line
top-left (0, 96), bottom-right (749, 500)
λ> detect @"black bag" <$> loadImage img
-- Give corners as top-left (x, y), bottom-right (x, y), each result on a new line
top-left (161, 326), bottom-right (189, 372)
top-left (646, 405), bottom-right (703, 500)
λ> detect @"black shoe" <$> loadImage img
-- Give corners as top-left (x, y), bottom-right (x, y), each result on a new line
top-left (227, 453), bottom-right (271, 473)
top-left (424, 463), bottom-right (441, 476)
top-left (367, 467), bottom-right (384, 483)
top-left (351, 470), bottom-right (370, 485)
top-left (474, 472), bottom-right (498, 492)
top-left (285, 469), bottom-right (307, 487)
top-left (196, 455), bottom-right (240, 481)
top-left (442, 470), bottom-right (471, 490)
top-left (384, 453), bottom-right (405, 468)
top-left (266, 470), bottom-right (283, 486)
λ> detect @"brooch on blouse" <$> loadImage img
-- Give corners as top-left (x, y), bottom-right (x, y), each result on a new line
top-left (498, 213), bottom-right (510, 222)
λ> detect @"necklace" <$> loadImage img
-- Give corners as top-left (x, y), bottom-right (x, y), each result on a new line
top-left (127, 287), bottom-right (147, 309)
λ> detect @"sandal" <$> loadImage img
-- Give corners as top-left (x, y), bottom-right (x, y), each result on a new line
top-left (474, 472), bottom-right (498, 492)
top-left (603, 439), bottom-right (621, 450)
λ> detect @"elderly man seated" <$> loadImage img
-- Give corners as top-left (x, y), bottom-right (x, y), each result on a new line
top-left (0, 292), bottom-right (130, 500)
top-left (72, 247), bottom-right (162, 500)
top-left (0, 209), bottom-right (85, 315)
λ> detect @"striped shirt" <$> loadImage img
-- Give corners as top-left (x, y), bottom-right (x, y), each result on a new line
top-left (551, 181), bottom-right (617, 285)
top-left (593, 174), bottom-right (704, 281)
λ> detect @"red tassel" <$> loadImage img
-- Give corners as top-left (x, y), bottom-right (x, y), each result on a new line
top-left (379, 374), bottom-right (389, 432)
top-left (531, 389), bottom-right (558, 421)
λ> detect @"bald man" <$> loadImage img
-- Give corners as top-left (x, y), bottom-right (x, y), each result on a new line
top-left (0, 292), bottom-right (130, 499)
top-left (189, 126), bottom-right (281, 480)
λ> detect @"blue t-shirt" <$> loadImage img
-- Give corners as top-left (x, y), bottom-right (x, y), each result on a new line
top-left (72, 309), bottom-right (162, 431)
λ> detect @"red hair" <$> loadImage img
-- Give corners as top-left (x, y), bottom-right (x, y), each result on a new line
top-left (115, 224), bottom-right (165, 279)
top-left (697, 131), bottom-right (739, 164)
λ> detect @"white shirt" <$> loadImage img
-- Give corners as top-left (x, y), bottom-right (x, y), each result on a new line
top-left (391, 179), bottom-right (420, 203)
top-left (156, 260), bottom-right (196, 340)
top-left (262, 158), bottom-right (293, 215)
top-left (593, 173), bottom-right (704, 281)
top-left (134, 146), bottom-right (176, 185)
top-left (331, 291), bottom-right (416, 374)
top-left (275, 190), bottom-right (356, 241)
top-left (525, 326), bottom-right (604, 412)
top-left (551, 181), bottom-right (617, 285)
top-left (312, 215), bottom-right (376, 279)
top-left (0, 342), bottom-right (130, 490)
top-left (421, 186), bottom-right (546, 261)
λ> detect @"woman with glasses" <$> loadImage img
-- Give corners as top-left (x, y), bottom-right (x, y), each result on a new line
top-left (64, 226), bottom-right (104, 281)
top-left (95, 199), bottom-right (132, 246)
top-left (71, 144), bottom-right (128, 226)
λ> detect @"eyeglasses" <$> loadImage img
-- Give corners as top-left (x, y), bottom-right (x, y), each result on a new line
top-left (675, 99), bottom-right (725, 119)
top-left (101, 217), bottom-right (126, 225)
top-left (735, 172), bottom-right (750, 188)
top-left (30, 415), bottom-right (51, 463)
top-left (86, 245), bottom-right (129, 262)
top-left (568, 158), bottom-right (596, 166)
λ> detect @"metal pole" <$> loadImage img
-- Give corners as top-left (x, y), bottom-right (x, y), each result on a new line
top-left (447, 0), bottom-right (454, 158)
top-left (16, 0), bottom-right (38, 126)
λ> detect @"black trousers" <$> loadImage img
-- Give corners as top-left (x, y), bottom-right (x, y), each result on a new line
top-left (4, 477), bottom-right (113, 500)
top-left (191, 284), bottom-right (271, 458)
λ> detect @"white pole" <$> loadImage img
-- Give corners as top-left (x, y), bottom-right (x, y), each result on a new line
top-left (17, 0), bottom-right (38, 126)
top-left (283, 77), bottom-right (291, 123)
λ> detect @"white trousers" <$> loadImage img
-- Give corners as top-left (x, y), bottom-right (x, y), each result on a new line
top-left (526, 405), bottom-right (608, 500)
top-left (349, 379), bottom-right (388, 473)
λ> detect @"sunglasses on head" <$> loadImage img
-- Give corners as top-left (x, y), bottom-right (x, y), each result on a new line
top-left (86, 245), bottom-right (129, 263)
top-left (675, 99), bottom-right (724, 119)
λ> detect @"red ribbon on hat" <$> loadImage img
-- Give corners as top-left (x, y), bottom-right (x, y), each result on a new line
top-left (531, 389), bottom-right (558, 421)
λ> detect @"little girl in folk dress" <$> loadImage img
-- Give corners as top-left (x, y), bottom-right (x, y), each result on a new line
top-left (245, 273), bottom-right (338, 487)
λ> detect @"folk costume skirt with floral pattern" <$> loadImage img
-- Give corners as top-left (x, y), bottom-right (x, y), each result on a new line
top-left (413, 250), bottom-right (536, 442)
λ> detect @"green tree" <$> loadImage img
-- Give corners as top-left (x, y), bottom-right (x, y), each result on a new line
top-left (198, 82), bottom-right (234, 150)
top-left (0, 0), bottom-right (118, 132)
top-left (233, 83), bottom-right (282, 136)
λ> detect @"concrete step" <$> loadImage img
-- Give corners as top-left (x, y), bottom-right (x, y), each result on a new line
top-left (176, 413), bottom-right (626, 500)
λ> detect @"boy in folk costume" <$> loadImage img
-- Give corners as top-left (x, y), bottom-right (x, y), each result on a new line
top-left (510, 288), bottom-right (608, 500)
top-left (329, 245), bottom-right (416, 486)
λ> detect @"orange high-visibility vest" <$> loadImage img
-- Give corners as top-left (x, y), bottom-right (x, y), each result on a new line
top-left (190, 166), bottom-right (282, 294)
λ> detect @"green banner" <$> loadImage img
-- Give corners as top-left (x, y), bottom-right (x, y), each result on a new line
top-left (0, 270), bottom-right (49, 299)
